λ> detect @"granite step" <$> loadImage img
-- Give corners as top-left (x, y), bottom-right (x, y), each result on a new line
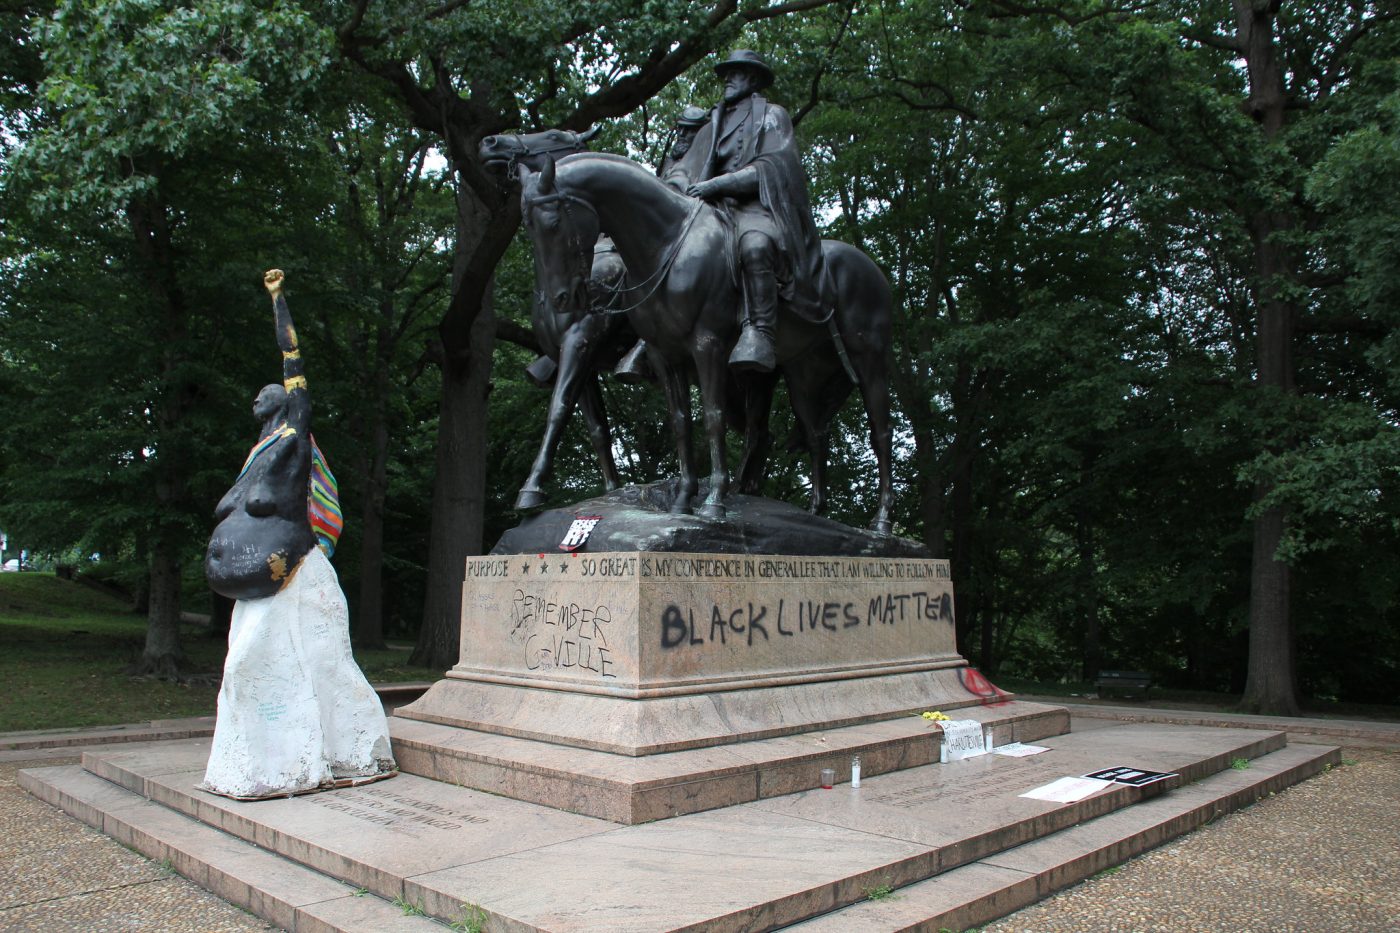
top-left (18, 722), bottom-right (1308, 932)
top-left (389, 698), bottom-right (1070, 823)
top-left (781, 742), bottom-right (1341, 932)
top-left (15, 765), bottom-right (447, 933)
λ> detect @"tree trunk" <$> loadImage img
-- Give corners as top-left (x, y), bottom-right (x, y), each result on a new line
top-left (1242, 493), bottom-right (1297, 712)
top-left (410, 179), bottom-right (514, 671)
top-left (1240, 207), bottom-right (1300, 715)
top-left (1077, 502), bottom-right (1100, 683)
top-left (209, 592), bottom-right (233, 640)
top-left (354, 409), bottom-right (391, 649)
top-left (410, 294), bottom-right (495, 670)
top-left (1235, 0), bottom-right (1301, 716)
top-left (139, 539), bottom-right (185, 678)
top-left (948, 362), bottom-right (979, 659)
top-left (914, 429), bottom-right (946, 559)
top-left (127, 187), bottom-right (194, 678)
top-left (354, 353), bottom-right (392, 649)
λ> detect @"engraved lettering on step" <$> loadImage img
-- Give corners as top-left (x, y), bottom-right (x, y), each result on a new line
top-left (307, 788), bottom-right (490, 830)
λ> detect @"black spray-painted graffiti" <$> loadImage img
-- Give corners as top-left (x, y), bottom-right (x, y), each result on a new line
top-left (660, 590), bottom-right (953, 650)
top-left (511, 589), bottom-right (617, 677)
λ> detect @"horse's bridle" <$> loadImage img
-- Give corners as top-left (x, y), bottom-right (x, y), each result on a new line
top-left (524, 190), bottom-right (599, 314)
top-left (503, 135), bottom-right (588, 178)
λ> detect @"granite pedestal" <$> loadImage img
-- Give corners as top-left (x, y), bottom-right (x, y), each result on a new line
top-left (391, 551), bottom-right (1061, 820)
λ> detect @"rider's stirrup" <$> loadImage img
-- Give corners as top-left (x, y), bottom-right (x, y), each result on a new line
top-left (729, 326), bottom-right (777, 373)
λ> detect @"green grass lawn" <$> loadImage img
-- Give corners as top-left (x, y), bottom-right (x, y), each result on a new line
top-left (0, 572), bottom-right (441, 733)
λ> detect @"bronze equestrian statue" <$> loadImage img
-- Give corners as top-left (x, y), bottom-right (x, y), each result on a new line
top-left (485, 51), bottom-right (897, 531)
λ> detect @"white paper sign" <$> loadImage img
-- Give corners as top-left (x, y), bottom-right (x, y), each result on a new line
top-left (993, 742), bottom-right (1050, 758)
top-left (939, 719), bottom-right (987, 763)
top-left (1019, 776), bottom-right (1115, 803)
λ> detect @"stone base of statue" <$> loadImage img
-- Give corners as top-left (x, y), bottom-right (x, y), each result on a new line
top-left (392, 486), bottom-right (1069, 821)
top-left (201, 548), bottom-right (397, 799)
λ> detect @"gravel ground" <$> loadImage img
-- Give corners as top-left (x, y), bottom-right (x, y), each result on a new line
top-left (0, 758), bottom-right (276, 933)
top-left (984, 745), bottom-right (1400, 933)
top-left (2, 745), bottom-right (1396, 931)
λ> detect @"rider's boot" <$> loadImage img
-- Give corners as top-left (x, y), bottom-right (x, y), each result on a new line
top-left (614, 340), bottom-right (654, 383)
top-left (729, 259), bottom-right (778, 374)
top-left (525, 355), bottom-right (558, 387)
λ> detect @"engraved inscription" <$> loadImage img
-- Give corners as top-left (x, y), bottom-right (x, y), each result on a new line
top-left (639, 556), bottom-right (951, 581)
top-left (309, 786), bottom-right (491, 830)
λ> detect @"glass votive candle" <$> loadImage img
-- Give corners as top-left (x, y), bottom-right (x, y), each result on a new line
top-left (820, 768), bottom-right (836, 789)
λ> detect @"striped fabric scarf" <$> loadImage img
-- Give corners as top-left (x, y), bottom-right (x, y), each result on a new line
top-left (307, 438), bottom-right (342, 558)
top-left (236, 424), bottom-right (344, 558)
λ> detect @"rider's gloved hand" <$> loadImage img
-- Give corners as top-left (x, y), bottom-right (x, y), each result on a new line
top-left (687, 179), bottom-right (724, 201)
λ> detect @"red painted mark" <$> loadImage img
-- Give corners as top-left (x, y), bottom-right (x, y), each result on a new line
top-left (959, 667), bottom-right (1011, 707)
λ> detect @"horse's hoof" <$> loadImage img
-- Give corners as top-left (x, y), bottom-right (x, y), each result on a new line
top-left (870, 519), bottom-right (893, 536)
top-left (515, 488), bottom-right (547, 510)
top-left (699, 503), bottom-right (726, 522)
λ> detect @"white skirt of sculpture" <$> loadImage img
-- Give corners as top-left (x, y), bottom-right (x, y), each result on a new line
top-left (202, 547), bottom-right (395, 798)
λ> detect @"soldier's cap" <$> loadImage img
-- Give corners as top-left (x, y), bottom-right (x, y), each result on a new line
top-left (713, 50), bottom-right (774, 89)
top-left (676, 105), bottom-right (709, 128)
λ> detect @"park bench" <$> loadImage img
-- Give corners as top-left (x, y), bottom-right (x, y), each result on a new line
top-left (1096, 669), bottom-right (1153, 700)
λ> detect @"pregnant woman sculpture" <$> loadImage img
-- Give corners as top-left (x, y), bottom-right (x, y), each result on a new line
top-left (202, 269), bottom-right (395, 799)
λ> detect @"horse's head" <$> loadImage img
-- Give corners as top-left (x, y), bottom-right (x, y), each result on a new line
top-left (520, 157), bottom-right (600, 316)
top-left (480, 127), bottom-right (599, 177)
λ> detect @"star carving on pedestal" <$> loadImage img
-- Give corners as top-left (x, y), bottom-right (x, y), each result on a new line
top-left (520, 562), bottom-right (531, 574)
top-left (538, 560), bottom-right (550, 574)
top-left (558, 562), bottom-right (569, 573)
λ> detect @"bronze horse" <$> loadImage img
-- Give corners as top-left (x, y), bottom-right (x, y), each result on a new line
top-left (481, 129), bottom-right (634, 505)
top-left (482, 130), bottom-right (762, 509)
top-left (518, 152), bottom-right (896, 532)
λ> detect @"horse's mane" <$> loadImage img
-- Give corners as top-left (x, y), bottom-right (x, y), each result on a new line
top-left (556, 151), bottom-right (654, 172)
top-left (547, 151), bottom-right (691, 211)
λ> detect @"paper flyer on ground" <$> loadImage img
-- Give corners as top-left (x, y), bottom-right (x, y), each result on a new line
top-left (1082, 766), bottom-right (1178, 787)
top-left (992, 742), bottom-right (1050, 757)
top-left (1019, 776), bottom-right (1116, 803)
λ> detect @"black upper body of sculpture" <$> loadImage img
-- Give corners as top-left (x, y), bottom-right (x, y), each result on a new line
top-left (205, 270), bottom-right (318, 600)
top-left (518, 150), bottom-right (896, 533)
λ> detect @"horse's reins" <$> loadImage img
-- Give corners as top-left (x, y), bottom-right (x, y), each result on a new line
top-left (527, 189), bottom-right (706, 317)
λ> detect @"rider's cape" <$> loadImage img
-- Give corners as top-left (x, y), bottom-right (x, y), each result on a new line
top-left (673, 94), bottom-right (835, 322)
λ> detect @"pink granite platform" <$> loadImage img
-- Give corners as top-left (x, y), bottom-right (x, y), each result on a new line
top-left (390, 699), bottom-right (1068, 823)
top-left (19, 722), bottom-right (1338, 932)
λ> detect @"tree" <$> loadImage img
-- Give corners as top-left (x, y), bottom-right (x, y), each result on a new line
top-left (304, 89), bottom-right (455, 648)
top-left (5, 0), bottom-right (333, 675)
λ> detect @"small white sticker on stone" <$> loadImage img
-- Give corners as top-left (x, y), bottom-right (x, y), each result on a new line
top-left (559, 516), bottom-right (602, 551)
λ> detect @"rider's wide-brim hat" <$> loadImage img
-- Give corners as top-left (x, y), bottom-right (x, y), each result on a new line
top-left (713, 50), bottom-right (774, 89)
top-left (676, 105), bottom-right (709, 127)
